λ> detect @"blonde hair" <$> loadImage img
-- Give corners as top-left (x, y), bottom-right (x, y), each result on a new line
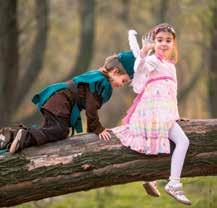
top-left (151, 23), bottom-right (178, 64)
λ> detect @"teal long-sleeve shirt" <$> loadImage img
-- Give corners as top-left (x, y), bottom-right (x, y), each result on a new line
top-left (32, 70), bottom-right (112, 133)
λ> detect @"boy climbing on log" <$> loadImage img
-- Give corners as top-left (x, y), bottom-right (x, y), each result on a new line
top-left (0, 51), bottom-right (135, 154)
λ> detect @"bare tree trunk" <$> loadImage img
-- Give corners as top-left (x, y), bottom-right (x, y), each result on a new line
top-left (64, 0), bottom-right (95, 80)
top-left (0, 119), bottom-right (217, 207)
top-left (120, 0), bottom-right (130, 24)
top-left (15, 0), bottom-right (49, 109)
top-left (0, 0), bottom-right (49, 127)
top-left (178, 50), bottom-right (205, 102)
top-left (208, 1), bottom-right (217, 117)
top-left (157, 0), bottom-right (170, 23)
top-left (21, 0), bottom-right (96, 125)
top-left (0, 0), bottom-right (19, 126)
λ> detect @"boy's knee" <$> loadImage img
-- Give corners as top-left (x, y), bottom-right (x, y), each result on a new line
top-left (58, 125), bottom-right (69, 138)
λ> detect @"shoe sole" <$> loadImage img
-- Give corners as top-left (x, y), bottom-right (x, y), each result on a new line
top-left (9, 129), bottom-right (23, 154)
top-left (165, 188), bottom-right (192, 205)
top-left (143, 183), bottom-right (160, 197)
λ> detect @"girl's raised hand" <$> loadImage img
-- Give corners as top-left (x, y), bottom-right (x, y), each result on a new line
top-left (99, 129), bottom-right (111, 141)
top-left (141, 32), bottom-right (155, 57)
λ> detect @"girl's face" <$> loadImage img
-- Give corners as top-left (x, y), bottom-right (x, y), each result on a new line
top-left (109, 68), bottom-right (130, 88)
top-left (154, 31), bottom-right (174, 59)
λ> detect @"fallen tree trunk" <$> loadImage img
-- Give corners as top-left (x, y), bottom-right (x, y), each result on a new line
top-left (0, 119), bottom-right (217, 207)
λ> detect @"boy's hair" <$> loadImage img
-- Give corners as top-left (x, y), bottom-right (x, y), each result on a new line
top-left (150, 23), bottom-right (178, 64)
top-left (103, 55), bottom-right (127, 75)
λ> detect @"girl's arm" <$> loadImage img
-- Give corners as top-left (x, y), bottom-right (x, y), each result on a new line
top-left (128, 29), bottom-right (143, 73)
top-left (128, 29), bottom-right (155, 73)
top-left (128, 30), bottom-right (140, 58)
top-left (132, 54), bottom-right (159, 94)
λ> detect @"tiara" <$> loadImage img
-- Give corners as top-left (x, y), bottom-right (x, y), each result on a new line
top-left (155, 26), bottom-right (176, 35)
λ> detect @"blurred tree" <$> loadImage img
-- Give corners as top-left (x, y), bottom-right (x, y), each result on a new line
top-left (208, 0), bottom-right (217, 117)
top-left (0, 0), bottom-right (49, 127)
top-left (120, 0), bottom-right (130, 24)
top-left (0, 0), bottom-right (96, 127)
top-left (0, 0), bottom-right (19, 126)
top-left (22, 0), bottom-right (96, 125)
top-left (157, 0), bottom-right (170, 22)
top-left (63, 0), bottom-right (95, 81)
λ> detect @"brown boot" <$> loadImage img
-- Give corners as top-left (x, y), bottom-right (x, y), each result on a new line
top-left (143, 181), bottom-right (161, 197)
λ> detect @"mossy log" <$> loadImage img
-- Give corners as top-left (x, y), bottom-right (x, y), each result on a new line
top-left (0, 119), bottom-right (217, 207)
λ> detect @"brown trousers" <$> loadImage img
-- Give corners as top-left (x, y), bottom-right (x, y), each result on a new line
top-left (24, 109), bottom-right (70, 148)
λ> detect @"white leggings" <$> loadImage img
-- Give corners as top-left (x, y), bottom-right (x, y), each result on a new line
top-left (168, 122), bottom-right (190, 180)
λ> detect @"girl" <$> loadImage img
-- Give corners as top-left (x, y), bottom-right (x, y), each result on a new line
top-left (1, 51), bottom-right (135, 154)
top-left (112, 23), bottom-right (191, 205)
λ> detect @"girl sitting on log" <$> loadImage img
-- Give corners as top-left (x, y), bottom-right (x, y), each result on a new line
top-left (112, 23), bottom-right (191, 205)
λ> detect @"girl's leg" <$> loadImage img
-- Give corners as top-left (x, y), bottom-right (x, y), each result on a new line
top-left (168, 122), bottom-right (190, 182)
top-left (165, 122), bottom-right (191, 205)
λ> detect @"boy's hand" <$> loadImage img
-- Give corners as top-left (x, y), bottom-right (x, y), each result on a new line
top-left (99, 129), bottom-right (111, 141)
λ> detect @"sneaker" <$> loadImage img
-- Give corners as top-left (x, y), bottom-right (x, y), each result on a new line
top-left (0, 133), bottom-right (11, 150)
top-left (9, 129), bottom-right (27, 154)
top-left (165, 182), bottom-right (192, 205)
top-left (143, 181), bottom-right (161, 197)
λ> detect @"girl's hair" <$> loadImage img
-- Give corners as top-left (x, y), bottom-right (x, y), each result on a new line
top-left (102, 55), bottom-right (127, 76)
top-left (151, 23), bottom-right (178, 64)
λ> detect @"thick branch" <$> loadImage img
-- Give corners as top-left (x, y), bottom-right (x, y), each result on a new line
top-left (0, 119), bottom-right (217, 207)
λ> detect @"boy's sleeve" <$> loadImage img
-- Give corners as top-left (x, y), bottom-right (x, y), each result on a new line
top-left (85, 89), bottom-right (105, 135)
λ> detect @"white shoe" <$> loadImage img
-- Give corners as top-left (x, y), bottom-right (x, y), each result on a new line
top-left (143, 181), bottom-right (161, 197)
top-left (165, 182), bottom-right (192, 205)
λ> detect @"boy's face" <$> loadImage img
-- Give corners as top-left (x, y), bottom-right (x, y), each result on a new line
top-left (109, 68), bottom-right (131, 88)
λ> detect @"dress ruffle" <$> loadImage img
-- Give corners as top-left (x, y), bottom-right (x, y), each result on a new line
top-left (112, 55), bottom-right (179, 155)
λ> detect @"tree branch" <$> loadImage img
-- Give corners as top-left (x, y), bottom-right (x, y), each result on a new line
top-left (0, 119), bottom-right (217, 207)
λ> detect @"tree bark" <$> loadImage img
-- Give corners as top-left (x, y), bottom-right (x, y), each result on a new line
top-left (0, 119), bottom-right (217, 207)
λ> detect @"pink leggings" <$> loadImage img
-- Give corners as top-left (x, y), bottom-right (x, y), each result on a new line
top-left (168, 122), bottom-right (190, 180)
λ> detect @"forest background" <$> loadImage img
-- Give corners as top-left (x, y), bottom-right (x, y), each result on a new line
top-left (0, 0), bottom-right (217, 207)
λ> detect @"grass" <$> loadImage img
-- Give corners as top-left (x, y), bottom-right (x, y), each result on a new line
top-left (16, 176), bottom-right (217, 208)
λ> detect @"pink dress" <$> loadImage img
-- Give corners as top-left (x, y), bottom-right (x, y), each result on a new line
top-left (112, 54), bottom-right (180, 155)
